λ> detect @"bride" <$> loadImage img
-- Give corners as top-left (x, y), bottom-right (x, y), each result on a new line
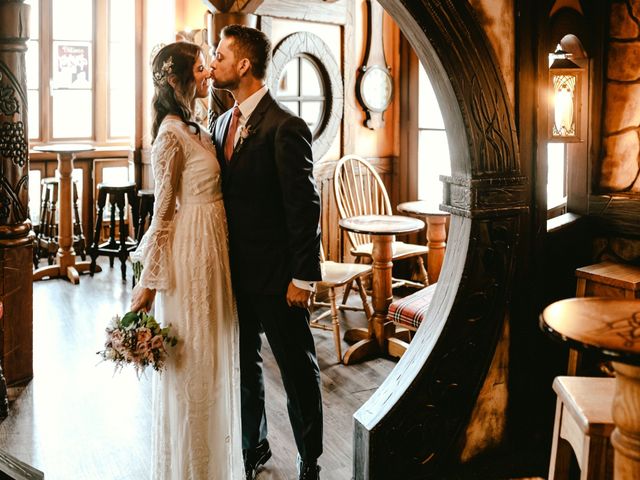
top-left (130, 41), bottom-right (244, 479)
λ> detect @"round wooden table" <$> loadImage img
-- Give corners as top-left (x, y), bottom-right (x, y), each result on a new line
top-left (32, 144), bottom-right (99, 284)
top-left (397, 200), bottom-right (449, 283)
top-left (540, 297), bottom-right (640, 479)
top-left (339, 214), bottom-right (425, 364)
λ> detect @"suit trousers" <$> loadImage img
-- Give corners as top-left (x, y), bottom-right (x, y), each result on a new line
top-left (236, 289), bottom-right (323, 462)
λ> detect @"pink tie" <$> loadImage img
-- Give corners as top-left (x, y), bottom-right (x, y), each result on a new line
top-left (224, 106), bottom-right (241, 163)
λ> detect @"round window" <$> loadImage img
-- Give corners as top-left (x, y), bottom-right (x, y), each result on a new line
top-left (276, 55), bottom-right (326, 136)
top-left (270, 32), bottom-right (343, 161)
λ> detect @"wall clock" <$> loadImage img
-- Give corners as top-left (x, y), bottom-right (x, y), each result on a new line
top-left (356, 0), bottom-right (393, 129)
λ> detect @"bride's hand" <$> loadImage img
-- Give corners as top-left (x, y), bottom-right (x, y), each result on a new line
top-left (130, 285), bottom-right (156, 313)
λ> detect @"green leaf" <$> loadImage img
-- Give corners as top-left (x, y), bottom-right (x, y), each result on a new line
top-left (121, 311), bottom-right (140, 329)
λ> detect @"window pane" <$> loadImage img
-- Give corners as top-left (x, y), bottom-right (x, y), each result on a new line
top-left (52, 90), bottom-right (92, 138)
top-left (109, 0), bottom-right (135, 140)
top-left (109, 91), bottom-right (134, 139)
top-left (300, 58), bottom-right (322, 96)
top-left (300, 101), bottom-right (323, 133)
top-left (26, 0), bottom-right (39, 40)
top-left (26, 40), bottom-right (39, 90)
top-left (28, 170), bottom-right (41, 225)
top-left (102, 166), bottom-right (130, 186)
top-left (277, 60), bottom-right (300, 97)
top-left (28, 89), bottom-right (39, 139)
top-left (418, 130), bottom-right (451, 209)
top-left (53, 41), bottom-right (92, 89)
top-left (547, 143), bottom-right (567, 209)
top-left (52, 0), bottom-right (92, 41)
top-left (419, 63), bottom-right (445, 130)
top-left (281, 101), bottom-right (300, 116)
top-left (110, 0), bottom-right (134, 40)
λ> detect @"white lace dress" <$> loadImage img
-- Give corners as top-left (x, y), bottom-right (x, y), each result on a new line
top-left (132, 117), bottom-right (244, 480)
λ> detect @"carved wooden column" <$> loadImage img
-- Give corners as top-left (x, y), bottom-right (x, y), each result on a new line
top-left (0, 0), bottom-right (34, 392)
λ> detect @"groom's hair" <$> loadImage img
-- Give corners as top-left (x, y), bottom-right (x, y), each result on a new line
top-left (221, 24), bottom-right (271, 80)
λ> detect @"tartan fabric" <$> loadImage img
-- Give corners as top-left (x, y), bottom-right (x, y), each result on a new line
top-left (387, 284), bottom-right (437, 330)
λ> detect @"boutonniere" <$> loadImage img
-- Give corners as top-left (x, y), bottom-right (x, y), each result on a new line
top-left (238, 125), bottom-right (254, 146)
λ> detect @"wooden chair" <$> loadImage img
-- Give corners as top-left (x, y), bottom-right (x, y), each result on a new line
top-left (333, 154), bottom-right (429, 297)
top-left (136, 189), bottom-right (155, 243)
top-left (310, 245), bottom-right (373, 363)
top-left (385, 283), bottom-right (437, 358)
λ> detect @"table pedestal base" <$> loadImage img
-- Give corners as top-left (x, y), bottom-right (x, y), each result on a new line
top-left (33, 260), bottom-right (100, 284)
top-left (342, 325), bottom-right (412, 364)
top-left (611, 362), bottom-right (640, 480)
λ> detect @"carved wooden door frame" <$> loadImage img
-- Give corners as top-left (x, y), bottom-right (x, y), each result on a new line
top-left (353, 1), bottom-right (526, 478)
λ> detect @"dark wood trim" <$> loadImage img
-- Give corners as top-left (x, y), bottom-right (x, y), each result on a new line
top-left (254, 0), bottom-right (347, 25)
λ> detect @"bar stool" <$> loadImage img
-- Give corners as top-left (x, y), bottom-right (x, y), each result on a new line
top-left (569, 261), bottom-right (640, 375)
top-left (548, 376), bottom-right (615, 480)
top-left (34, 177), bottom-right (85, 268)
top-left (89, 182), bottom-right (138, 281)
top-left (136, 189), bottom-right (155, 242)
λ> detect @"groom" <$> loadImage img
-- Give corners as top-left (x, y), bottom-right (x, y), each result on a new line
top-left (210, 25), bottom-right (323, 480)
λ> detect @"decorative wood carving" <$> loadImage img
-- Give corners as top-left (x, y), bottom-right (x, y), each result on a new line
top-left (0, 0), bottom-right (34, 390)
top-left (353, 0), bottom-right (524, 477)
top-left (254, 0), bottom-right (347, 25)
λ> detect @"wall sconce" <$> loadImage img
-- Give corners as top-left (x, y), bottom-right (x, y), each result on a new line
top-left (548, 45), bottom-right (583, 142)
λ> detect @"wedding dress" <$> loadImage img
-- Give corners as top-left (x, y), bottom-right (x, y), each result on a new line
top-left (132, 116), bottom-right (244, 479)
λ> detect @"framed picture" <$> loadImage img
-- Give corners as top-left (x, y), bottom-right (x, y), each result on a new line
top-left (53, 41), bottom-right (91, 89)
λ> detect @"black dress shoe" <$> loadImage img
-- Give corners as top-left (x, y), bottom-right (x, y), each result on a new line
top-left (297, 456), bottom-right (321, 480)
top-left (243, 439), bottom-right (272, 480)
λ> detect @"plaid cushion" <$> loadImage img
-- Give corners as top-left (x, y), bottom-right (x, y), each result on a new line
top-left (387, 284), bottom-right (437, 330)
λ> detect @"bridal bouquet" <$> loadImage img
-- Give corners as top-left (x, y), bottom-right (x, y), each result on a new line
top-left (97, 310), bottom-right (178, 376)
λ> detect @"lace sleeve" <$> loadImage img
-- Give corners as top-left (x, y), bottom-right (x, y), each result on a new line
top-left (131, 128), bottom-right (185, 291)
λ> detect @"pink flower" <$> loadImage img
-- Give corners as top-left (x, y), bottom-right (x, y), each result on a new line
top-left (137, 328), bottom-right (152, 343)
top-left (151, 335), bottom-right (164, 350)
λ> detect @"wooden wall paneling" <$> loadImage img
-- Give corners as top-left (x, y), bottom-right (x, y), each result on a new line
top-left (342, 0), bottom-right (357, 156)
top-left (0, 244), bottom-right (33, 387)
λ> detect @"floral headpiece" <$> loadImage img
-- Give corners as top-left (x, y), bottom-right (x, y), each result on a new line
top-left (153, 56), bottom-right (174, 87)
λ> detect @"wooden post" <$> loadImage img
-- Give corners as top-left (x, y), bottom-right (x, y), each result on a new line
top-left (371, 234), bottom-right (394, 351)
top-left (611, 362), bottom-right (640, 480)
top-left (0, 0), bottom-right (34, 389)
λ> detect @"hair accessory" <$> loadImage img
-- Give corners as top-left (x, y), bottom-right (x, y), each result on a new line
top-left (153, 56), bottom-right (174, 87)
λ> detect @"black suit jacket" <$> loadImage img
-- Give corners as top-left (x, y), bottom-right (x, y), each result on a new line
top-left (212, 91), bottom-right (322, 295)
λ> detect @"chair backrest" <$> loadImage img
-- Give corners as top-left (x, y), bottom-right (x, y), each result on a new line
top-left (333, 154), bottom-right (392, 249)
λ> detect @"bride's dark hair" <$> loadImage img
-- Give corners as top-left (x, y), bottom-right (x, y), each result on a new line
top-left (150, 41), bottom-right (202, 143)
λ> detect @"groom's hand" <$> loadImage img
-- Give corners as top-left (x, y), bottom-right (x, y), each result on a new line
top-left (286, 282), bottom-right (311, 309)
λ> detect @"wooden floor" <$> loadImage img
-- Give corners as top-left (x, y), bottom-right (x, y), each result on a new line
top-left (0, 258), bottom-right (395, 480)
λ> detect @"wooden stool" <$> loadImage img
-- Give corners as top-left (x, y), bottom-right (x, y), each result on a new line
top-left (548, 376), bottom-right (615, 480)
top-left (569, 261), bottom-right (640, 374)
top-left (89, 182), bottom-right (138, 281)
top-left (34, 177), bottom-right (86, 268)
top-left (136, 189), bottom-right (155, 243)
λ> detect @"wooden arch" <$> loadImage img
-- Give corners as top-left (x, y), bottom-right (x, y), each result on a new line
top-left (353, 1), bottom-right (526, 478)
